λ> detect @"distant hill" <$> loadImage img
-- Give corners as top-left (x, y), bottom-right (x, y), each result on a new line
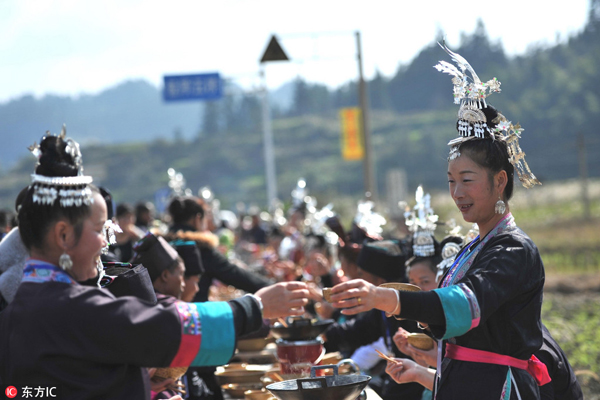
top-left (0, 77), bottom-right (298, 172)
top-left (0, 80), bottom-right (203, 169)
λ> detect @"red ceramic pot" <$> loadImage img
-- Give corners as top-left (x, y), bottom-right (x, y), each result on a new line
top-left (276, 339), bottom-right (325, 375)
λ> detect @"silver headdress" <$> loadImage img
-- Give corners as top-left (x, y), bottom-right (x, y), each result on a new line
top-left (290, 178), bottom-right (309, 211)
top-left (310, 203), bottom-right (335, 234)
top-left (434, 43), bottom-right (541, 189)
top-left (167, 168), bottom-right (192, 197)
top-left (404, 186), bottom-right (438, 257)
top-left (434, 220), bottom-right (465, 282)
top-left (199, 186), bottom-right (222, 228)
top-left (29, 125), bottom-right (94, 207)
top-left (435, 239), bottom-right (463, 283)
top-left (354, 200), bottom-right (386, 238)
top-left (308, 203), bottom-right (339, 247)
top-left (102, 219), bottom-right (122, 255)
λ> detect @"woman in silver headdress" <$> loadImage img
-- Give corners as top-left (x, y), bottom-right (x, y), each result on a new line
top-left (326, 46), bottom-right (562, 399)
top-left (0, 128), bottom-right (310, 399)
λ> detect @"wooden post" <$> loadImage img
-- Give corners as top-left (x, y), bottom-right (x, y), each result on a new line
top-left (578, 132), bottom-right (591, 219)
top-left (356, 31), bottom-right (376, 201)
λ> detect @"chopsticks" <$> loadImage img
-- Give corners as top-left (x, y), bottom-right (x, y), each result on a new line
top-left (375, 349), bottom-right (400, 365)
top-left (277, 318), bottom-right (289, 328)
top-left (265, 371), bottom-right (285, 382)
top-left (168, 382), bottom-right (186, 395)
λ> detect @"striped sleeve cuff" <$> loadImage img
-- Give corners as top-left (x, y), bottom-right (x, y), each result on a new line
top-left (433, 284), bottom-right (480, 340)
top-left (169, 301), bottom-right (236, 367)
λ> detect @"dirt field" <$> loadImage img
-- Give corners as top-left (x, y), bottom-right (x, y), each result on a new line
top-left (544, 273), bottom-right (600, 398)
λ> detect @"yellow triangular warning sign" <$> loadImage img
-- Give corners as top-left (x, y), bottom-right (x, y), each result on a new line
top-left (260, 35), bottom-right (289, 63)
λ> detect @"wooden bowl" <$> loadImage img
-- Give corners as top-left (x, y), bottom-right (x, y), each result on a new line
top-left (238, 337), bottom-right (271, 352)
top-left (215, 369), bottom-right (265, 385)
top-left (378, 282), bottom-right (422, 292)
top-left (407, 333), bottom-right (434, 350)
top-left (244, 388), bottom-right (274, 400)
top-left (222, 383), bottom-right (263, 398)
top-left (225, 363), bottom-right (249, 370)
top-left (153, 366), bottom-right (188, 380)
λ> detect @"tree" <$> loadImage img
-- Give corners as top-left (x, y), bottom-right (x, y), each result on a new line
top-left (369, 69), bottom-right (391, 110)
top-left (291, 77), bottom-right (311, 116)
top-left (201, 101), bottom-right (221, 135)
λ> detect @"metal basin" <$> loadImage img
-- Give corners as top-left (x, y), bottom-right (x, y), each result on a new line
top-left (266, 365), bottom-right (370, 400)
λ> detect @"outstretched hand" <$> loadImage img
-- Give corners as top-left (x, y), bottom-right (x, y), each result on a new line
top-left (393, 328), bottom-right (438, 368)
top-left (329, 279), bottom-right (398, 316)
top-left (328, 279), bottom-right (378, 315)
top-left (256, 281), bottom-right (309, 319)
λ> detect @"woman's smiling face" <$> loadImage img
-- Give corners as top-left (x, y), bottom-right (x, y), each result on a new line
top-left (447, 154), bottom-right (498, 227)
top-left (68, 192), bottom-right (108, 281)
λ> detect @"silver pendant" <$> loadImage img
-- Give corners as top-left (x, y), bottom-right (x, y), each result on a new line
top-left (59, 253), bottom-right (73, 270)
top-left (495, 199), bottom-right (506, 214)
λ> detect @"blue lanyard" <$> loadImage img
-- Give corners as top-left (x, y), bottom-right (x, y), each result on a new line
top-left (381, 311), bottom-right (393, 351)
top-left (440, 235), bottom-right (480, 288)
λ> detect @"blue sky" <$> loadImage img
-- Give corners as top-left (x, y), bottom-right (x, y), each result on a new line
top-left (0, 0), bottom-right (590, 103)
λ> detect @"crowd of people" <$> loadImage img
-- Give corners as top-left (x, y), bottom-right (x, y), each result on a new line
top-left (0, 45), bottom-right (584, 400)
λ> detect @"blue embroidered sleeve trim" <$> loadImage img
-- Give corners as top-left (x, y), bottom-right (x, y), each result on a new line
top-left (191, 301), bottom-right (235, 366)
top-left (433, 286), bottom-right (472, 340)
top-left (457, 283), bottom-right (481, 330)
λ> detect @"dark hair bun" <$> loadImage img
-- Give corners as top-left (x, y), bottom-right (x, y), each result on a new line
top-left (481, 104), bottom-right (499, 129)
top-left (168, 197), bottom-right (184, 217)
top-left (35, 134), bottom-right (80, 177)
top-left (168, 196), bottom-right (204, 225)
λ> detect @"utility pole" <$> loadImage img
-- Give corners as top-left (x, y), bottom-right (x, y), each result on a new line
top-left (356, 31), bottom-right (376, 201)
top-left (577, 132), bottom-right (591, 219)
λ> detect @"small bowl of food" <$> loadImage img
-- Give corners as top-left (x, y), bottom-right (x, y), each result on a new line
top-left (222, 383), bottom-right (263, 398)
top-left (237, 337), bottom-right (271, 352)
top-left (407, 333), bottom-right (435, 350)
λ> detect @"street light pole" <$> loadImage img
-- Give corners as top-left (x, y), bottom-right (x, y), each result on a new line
top-left (259, 35), bottom-right (290, 209)
top-left (356, 30), bottom-right (376, 201)
top-left (260, 66), bottom-right (278, 209)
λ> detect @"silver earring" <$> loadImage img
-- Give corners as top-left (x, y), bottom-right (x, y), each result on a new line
top-left (495, 197), bottom-right (506, 214)
top-left (59, 252), bottom-right (73, 270)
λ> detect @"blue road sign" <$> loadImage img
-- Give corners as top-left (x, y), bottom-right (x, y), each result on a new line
top-left (163, 72), bottom-right (222, 101)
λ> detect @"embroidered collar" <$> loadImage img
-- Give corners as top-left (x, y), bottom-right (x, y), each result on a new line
top-left (22, 259), bottom-right (77, 285)
top-left (441, 213), bottom-right (516, 288)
